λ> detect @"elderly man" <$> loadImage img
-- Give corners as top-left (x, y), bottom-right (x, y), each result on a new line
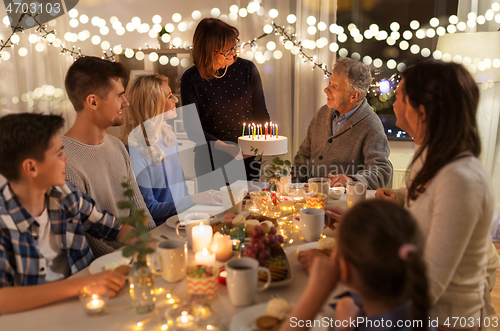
top-left (292, 57), bottom-right (392, 189)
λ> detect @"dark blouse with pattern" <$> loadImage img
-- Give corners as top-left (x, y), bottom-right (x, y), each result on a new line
top-left (181, 57), bottom-right (270, 145)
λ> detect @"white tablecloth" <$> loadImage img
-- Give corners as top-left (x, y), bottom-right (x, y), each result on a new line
top-left (0, 183), bottom-right (375, 331)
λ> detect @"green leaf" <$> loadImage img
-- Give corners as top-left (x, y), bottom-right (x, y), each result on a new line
top-left (284, 160), bottom-right (291, 167)
top-left (139, 232), bottom-right (151, 241)
top-left (137, 224), bottom-right (149, 233)
top-left (143, 248), bottom-right (155, 255)
top-left (255, 155), bottom-right (261, 162)
top-left (121, 182), bottom-right (128, 188)
top-left (124, 189), bottom-right (134, 198)
top-left (117, 201), bottom-right (135, 210)
top-left (122, 246), bottom-right (133, 257)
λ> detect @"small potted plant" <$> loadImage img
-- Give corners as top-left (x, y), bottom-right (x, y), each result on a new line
top-left (252, 147), bottom-right (292, 194)
top-left (117, 178), bottom-right (155, 314)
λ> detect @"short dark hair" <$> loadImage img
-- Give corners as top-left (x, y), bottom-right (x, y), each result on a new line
top-left (65, 56), bottom-right (128, 111)
top-left (0, 113), bottom-right (64, 181)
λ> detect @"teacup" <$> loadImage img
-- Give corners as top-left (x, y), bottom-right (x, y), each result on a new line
top-left (299, 208), bottom-right (325, 242)
top-left (308, 177), bottom-right (330, 194)
top-left (226, 258), bottom-right (271, 307)
top-left (153, 240), bottom-right (187, 282)
top-left (329, 186), bottom-right (345, 200)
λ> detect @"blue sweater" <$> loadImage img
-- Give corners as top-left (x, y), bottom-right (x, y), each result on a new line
top-left (126, 139), bottom-right (193, 226)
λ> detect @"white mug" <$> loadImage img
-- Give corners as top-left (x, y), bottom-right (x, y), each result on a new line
top-left (226, 258), bottom-right (271, 307)
top-left (300, 208), bottom-right (325, 242)
top-left (220, 185), bottom-right (245, 213)
top-left (175, 213), bottom-right (210, 248)
top-left (346, 182), bottom-right (367, 208)
top-left (308, 177), bottom-right (330, 194)
top-left (153, 240), bottom-right (187, 282)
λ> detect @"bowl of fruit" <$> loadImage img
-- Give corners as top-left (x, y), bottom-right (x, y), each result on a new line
top-left (186, 265), bottom-right (218, 298)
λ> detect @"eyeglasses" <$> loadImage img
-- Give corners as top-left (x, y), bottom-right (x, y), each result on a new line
top-left (219, 38), bottom-right (240, 57)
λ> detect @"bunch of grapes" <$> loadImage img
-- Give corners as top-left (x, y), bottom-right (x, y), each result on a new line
top-left (243, 223), bottom-right (285, 266)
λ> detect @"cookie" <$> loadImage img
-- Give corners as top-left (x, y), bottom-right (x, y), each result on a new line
top-left (114, 265), bottom-right (131, 276)
top-left (256, 316), bottom-right (279, 329)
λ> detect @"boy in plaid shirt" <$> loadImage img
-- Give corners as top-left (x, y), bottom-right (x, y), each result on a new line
top-left (0, 113), bottom-right (152, 314)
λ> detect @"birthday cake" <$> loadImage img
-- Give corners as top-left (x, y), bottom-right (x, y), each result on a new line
top-left (238, 136), bottom-right (288, 156)
top-left (238, 123), bottom-right (287, 156)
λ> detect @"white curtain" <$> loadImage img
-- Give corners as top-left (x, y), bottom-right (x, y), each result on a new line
top-left (0, 10), bottom-right (75, 132)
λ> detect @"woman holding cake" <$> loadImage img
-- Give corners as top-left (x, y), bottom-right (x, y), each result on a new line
top-left (120, 74), bottom-right (222, 226)
top-left (181, 18), bottom-right (271, 190)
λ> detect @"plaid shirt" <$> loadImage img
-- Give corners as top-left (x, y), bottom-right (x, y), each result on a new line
top-left (0, 181), bottom-right (122, 287)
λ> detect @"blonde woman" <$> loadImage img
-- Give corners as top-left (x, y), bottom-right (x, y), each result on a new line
top-left (121, 74), bottom-right (221, 226)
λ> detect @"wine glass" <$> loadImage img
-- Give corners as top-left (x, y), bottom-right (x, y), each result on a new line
top-left (288, 184), bottom-right (306, 216)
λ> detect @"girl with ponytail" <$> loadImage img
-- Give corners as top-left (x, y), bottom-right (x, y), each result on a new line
top-left (281, 200), bottom-right (431, 331)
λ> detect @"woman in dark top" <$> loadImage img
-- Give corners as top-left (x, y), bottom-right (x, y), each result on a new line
top-left (181, 18), bottom-right (271, 191)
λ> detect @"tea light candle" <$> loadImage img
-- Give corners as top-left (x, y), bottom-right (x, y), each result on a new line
top-left (215, 235), bottom-right (232, 262)
top-left (79, 283), bottom-right (109, 316)
top-left (86, 297), bottom-right (105, 312)
top-left (195, 247), bottom-right (215, 265)
top-left (175, 311), bottom-right (195, 329)
top-left (192, 223), bottom-right (213, 253)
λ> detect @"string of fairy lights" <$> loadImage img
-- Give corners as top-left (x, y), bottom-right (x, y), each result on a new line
top-left (1, 1), bottom-right (499, 108)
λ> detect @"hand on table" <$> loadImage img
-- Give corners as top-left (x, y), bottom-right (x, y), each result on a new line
top-left (192, 190), bottom-right (222, 205)
top-left (324, 206), bottom-right (346, 230)
top-left (375, 188), bottom-right (397, 203)
top-left (87, 271), bottom-right (126, 297)
top-left (328, 174), bottom-right (353, 188)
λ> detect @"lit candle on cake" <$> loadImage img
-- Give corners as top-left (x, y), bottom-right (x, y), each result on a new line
top-left (242, 123), bottom-right (245, 137)
top-left (191, 223), bottom-right (213, 253)
top-left (265, 123), bottom-right (268, 140)
top-left (276, 124), bottom-right (279, 138)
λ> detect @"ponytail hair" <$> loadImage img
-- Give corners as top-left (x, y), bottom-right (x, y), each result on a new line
top-left (338, 200), bottom-right (430, 331)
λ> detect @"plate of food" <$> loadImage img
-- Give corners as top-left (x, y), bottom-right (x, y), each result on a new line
top-left (230, 299), bottom-right (328, 331)
top-left (296, 237), bottom-right (335, 257)
top-left (165, 214), bottom-right (222, 229)
top-left (242, 223), bottom-right (292, 288)
top-left (88, 251), bottom-right (132, 275)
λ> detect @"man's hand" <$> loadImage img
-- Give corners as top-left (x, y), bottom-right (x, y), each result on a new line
top-left (324, 206), bottom-right (346, 230)
top-left (87, 271), bottom-right (126, 297)
top-left (298, 249), bottom-right (326, 274)
top-left (375, 188), bottom-right (397, 203)
top-left (328, 174), bottom-right (353, 188)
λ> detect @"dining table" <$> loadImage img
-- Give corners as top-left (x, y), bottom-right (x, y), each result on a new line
top-left (0, 181), bottom-right (376, 331)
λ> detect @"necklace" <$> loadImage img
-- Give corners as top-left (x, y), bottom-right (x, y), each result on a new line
top-left (214, 65), bottom-right (228, 79)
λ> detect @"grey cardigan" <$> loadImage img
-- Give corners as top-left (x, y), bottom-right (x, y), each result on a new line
top-left (292, 99), bottom-right (392, 189)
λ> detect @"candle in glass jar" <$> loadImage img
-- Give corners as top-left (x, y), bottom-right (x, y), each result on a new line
top-left (192, 223), bottom-right (213, 253)
top-left (194, 247), bottom-right (215, 265)
top-left (175, 311), bottom-right (195, 329)
top-left (86, 298), bottom-right (105, 312)
top-left (215, 235), bottom-right (232, 262)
